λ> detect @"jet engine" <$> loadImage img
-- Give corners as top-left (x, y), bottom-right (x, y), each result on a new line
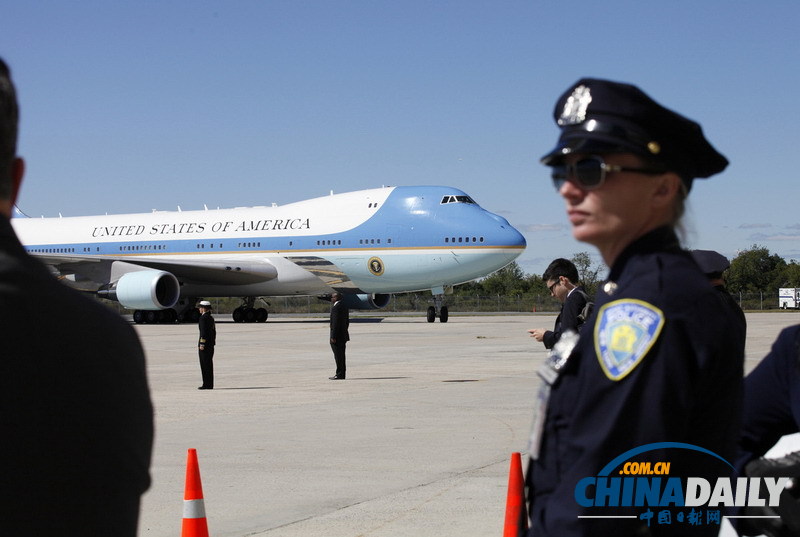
top-left (341, 293), bottom-right (391, 310)
top-left (104, 270), bottom-right (181, 310)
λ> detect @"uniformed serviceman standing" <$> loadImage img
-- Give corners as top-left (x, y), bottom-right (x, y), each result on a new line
top-left (525, 79), bottom-right (744, 536)
top-left (197, 300), bottom-right (216, 389)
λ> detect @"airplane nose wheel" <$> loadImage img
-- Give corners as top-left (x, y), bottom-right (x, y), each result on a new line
top-left (426, 304), bottom-right (449, 323)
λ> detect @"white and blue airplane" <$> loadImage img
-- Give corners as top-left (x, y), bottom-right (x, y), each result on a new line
top-left (12, 185), bottom-right (526, 323)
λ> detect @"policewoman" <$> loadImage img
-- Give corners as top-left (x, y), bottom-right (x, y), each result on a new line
top-left (526, 79), bottom-right (744, 536)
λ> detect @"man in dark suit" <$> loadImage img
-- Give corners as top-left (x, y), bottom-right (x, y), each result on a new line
top-left (329, 291), bottom-right (350, 380)
top-left (0, 57), bottom-right (153, 536)
top-left (197, 300), bottom-right (216, 389)
top-left (528, 258), bottom-right (590, 349)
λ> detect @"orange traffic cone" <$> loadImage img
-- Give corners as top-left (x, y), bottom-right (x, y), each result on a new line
top-left (181, 449), bottom-right (210, 537)
top-left (503, 452), bottom-right (528, 537)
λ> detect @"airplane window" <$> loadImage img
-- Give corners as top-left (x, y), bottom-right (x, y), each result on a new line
top-left (472, 237), bottom-right (476, 242)
top-left (458, 237), bottom-right (463, 243)
top-left (377, 239), bottom-right (381, 244)
top-left (480, 237), bottom-right (484, 242)
top-left (441, 196), bottom-right (449, 204)
top-left (388, 238), bottom-right (392, 244)
top-left (455, 195), bottom-right (476, 204)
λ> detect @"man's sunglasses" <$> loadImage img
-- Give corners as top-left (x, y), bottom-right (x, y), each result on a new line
top-left (551, 155), bottom-right (665, 191)
top-left (548, 279), bottom-right (560, 294)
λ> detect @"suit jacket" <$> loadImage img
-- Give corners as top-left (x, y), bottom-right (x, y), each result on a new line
top-left (542, 285), bottom-right (588, 350)
top-left (198, 312), bottom-right (216, 347)
top-left (330, 300), bottom-right (350, 343)
top-left (0, 215), bottom-right (154, 536)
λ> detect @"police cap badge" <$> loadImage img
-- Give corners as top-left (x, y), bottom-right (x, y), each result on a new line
top-left (541, 78), bottom-right (728, 189)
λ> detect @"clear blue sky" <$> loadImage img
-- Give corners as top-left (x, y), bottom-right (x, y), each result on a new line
top-left (2, 1), bottom-right (797, 276)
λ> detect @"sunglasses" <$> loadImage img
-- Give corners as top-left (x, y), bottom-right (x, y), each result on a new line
top-left (551, 155), bottom-right (665, 191)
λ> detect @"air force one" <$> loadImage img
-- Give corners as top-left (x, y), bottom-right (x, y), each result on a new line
top-left (12, 186), bottom-right (526, 323)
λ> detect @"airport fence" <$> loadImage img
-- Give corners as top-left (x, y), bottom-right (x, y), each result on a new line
top-left (184, 294), bottom-right (563, 315)
top-left (108, 291), bottom-right (787, 316)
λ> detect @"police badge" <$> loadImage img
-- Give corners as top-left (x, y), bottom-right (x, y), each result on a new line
top-left (558, 84), bottom-right (592, 126)
top-left (594, 299), bottom-right (665, 381)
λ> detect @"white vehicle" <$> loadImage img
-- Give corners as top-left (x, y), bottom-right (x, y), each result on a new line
top-left (778, 288), bottom-right (800, 309)
top-left (13, 185), bottom-right (526, 323)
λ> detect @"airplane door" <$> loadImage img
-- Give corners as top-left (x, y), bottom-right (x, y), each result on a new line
top-left (387, 224), bottom-right (404, 246)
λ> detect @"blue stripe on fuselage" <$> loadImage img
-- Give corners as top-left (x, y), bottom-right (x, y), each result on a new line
top-left (22, 186), bottom-right (526, 255)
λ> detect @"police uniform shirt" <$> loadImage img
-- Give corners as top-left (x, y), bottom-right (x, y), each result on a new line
top-left (529, 226), bottom-right (744, 536)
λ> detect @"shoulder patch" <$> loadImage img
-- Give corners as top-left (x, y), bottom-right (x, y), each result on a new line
top-left (594, 299), bottom-right (665, 381)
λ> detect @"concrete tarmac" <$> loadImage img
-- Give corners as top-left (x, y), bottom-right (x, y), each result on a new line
top-left (134, 312), bottom-right (797, 537)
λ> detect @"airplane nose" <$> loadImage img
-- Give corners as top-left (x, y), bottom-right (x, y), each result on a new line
top-left (508, 224), bottom-right (526, 248)
top-left (486, 211), bottom-right (526, 249)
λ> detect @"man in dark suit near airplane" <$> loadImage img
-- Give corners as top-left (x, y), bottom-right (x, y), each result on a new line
top-left (329, 291), bottom-right (350, 380)
top-left (528, 258), bottom-right (590, 349)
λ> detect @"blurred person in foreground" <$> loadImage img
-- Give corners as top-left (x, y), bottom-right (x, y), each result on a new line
top-left (0, 57), bottom-right (153, 536)
top-left (525, 78), bottom-right (744, 537)
top-left (736, 325), bottom-right (800, 537)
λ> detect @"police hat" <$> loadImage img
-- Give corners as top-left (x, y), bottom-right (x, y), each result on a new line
top-left (690, 250), bottom-right (730, 277)
top-left (541, 78), bottom-right (728, 186)
top-left (198, 300), bottom-right (212, 308)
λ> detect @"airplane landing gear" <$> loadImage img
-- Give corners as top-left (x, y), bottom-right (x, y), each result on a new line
top-left (133, 308), bottom-right (179, 324)
top-left (426, 294), bottom-right (449, 323)
top-left (233, 297), bottom-right (269, 323)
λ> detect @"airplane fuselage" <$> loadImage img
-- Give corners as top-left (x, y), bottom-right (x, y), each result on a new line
top-left (12, 186), bottom-right (526, 313)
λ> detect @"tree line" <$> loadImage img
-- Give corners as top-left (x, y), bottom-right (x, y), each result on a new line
top-left (455, 245), bottom-right (800, 299)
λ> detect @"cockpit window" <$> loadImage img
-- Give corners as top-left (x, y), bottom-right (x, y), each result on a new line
top-left (440, 195), bottom-right (476, 205)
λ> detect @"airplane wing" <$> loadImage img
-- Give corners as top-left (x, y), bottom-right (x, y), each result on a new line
top-left (31, 253), bottom-right (279, 287)
top-left (286, 256), bottom-right (363, 293)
